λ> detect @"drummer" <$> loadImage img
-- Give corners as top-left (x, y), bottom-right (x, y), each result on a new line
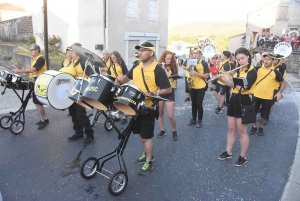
top-left (61, 47), bottom-right (72, 67)
top-left (116, 42), bottom-right (172, 175)
top-left (12, 44), bottom-right (49, 129)
top-left (59, 43), bottom-right (95, 145)
top-left (107, 51), bottom-right (129, 125)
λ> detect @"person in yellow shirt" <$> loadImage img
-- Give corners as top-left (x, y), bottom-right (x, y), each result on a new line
top-left (12, 44), bottom-right (48, 129)
top-left (61, 47), bottom-right (72, 67)
top-left (116, 42), bottom-right (172, 175)
top-left (60, 43), bottom-right (95, 145)
top-left (156, 50), bottom-right (178, 141)
top-left (250, 53), bottom-right (285, 136)
top-left (187, 47), bottom-right (209, 128)
top-left (100, 49), bottom-right (111, 75)
top-left (182, 53), bottom-right (194, 102)
top-left (217, 47), bottom-right (257, 167)
top-left (213, 51), bottom-right (233, 114)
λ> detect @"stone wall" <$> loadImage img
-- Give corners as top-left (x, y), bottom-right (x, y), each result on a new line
top-left (0, 44), bottom-right (32, 68)
top-left (0, 16), bottom-right (33, 41)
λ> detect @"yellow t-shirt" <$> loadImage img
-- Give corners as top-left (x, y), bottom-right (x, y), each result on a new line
top-left (108, 63), bottom-right (124, 78)
top-left (217, 59), bottom-right (231, 86)
top-left (62, 58), bottom-right (71, 67)
top-left (29, 55), bottom-right (47, 80)
top-left (68, 58), bottom-right (88, 79)
top-left (191, 59), bottom-right (208, 89)
top-left (232, 65), bottom-right (257, 95)
top-left (166, 66), bottom-right (175, 88)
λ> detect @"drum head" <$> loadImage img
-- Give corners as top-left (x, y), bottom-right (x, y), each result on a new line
top-left (113, 102), bottom-right (136, 116)
top-left (69, 96), bottom-right (93, 110)
top-left (82, 97), bottom-right (108, 111)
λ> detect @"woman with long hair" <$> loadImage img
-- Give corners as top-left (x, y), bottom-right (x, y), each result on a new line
top-left (217, 47), bottom-right (257, 166)
top-left (156, 50), bottom-right (178, 141)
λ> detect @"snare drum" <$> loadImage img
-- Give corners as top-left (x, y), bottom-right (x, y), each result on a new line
top-left (11, 74), bottom-right (22, 87)
top-left (82, 74), bottom-right (118, 111)
top-left (68, 78), bottom-right (93, 109)
top-left (34, 70), bottom-right (75, 110)
top-left (0, 70), bottom-right (14, 84)
top-left (113, 84), bottom-right (145, 115)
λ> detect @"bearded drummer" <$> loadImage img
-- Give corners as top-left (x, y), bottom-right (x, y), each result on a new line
top-left (12, 44), bottom-right (49, 129)
top-left (59, 43), bottom-right (95, 145)
top-left (116, 42), bottom-right (172, 175)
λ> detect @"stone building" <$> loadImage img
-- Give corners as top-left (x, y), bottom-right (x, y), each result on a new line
top-left (0, 16), bottom-right (33, 41)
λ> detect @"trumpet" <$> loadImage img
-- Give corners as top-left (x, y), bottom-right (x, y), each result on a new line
top-left (187, 65), bottom-right (194, 90)
top-left (206, 63), bottom-right (249, 83)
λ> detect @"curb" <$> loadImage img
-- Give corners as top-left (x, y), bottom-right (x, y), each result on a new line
top-left (281, 79), bottom-right (300, 201)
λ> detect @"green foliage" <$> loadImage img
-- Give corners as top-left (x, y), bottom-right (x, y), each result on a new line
top-left (27, 36), bottom-right (36, 44)
top-left (48, 35), bottom-right (61, 56)
top-left (4, 55), bottom-right (11, 60)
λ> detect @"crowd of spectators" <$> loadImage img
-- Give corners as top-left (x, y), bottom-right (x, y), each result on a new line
top-left (256, 33), bottom-right (300, 51)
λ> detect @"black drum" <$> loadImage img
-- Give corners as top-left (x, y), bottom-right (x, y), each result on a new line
top-left (11, 74), bottom-right (22, 87)
top-left (113, 84), bottom-right (145, 116)
top-left (82, 74), bottom-right (117, 111)
top-left (0, 70), bottom-right (14, 84)
top-left (69, 78), bottom-right (92, 109)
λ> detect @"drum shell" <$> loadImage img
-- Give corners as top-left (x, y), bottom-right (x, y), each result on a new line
top-left (0, 71), bottom-right (13, 84)
top-left (68, 78), bottom-right (92, 109)
top-left (35, 70), bottom-right (75, 110)
top-left (11, 74), bottom-right (22, 87)
top-left (113, 84), bottom-right (145, 115)
top-left (82, 75), bottom-right (117, 111)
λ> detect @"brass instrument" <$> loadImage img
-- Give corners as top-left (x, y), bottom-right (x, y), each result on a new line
top-left (187, 65), bottom-right (194, 90)
top-left (206, 63), bottom-right (249, 83)
top-left (248, 31), bottom-right (258, 56)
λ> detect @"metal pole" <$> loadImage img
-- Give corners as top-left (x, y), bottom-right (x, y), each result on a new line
top-left (43, 0), bottom-right (49, 70)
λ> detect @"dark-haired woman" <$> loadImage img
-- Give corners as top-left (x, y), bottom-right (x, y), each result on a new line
top-left (108, 51), bottom-right (128, 124)
top-left (156, 50), bottom-right (178, 141)
top-left (217, 47), bottom-right (257, 166)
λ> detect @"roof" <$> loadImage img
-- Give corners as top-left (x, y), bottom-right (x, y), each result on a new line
top-left (229, 33), bottom-right (246, 38)
top-left (0, 3), bottom-right (25, 11)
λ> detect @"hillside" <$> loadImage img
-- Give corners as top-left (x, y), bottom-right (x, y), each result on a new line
top-left (169, 20), bottom-right (246, 37)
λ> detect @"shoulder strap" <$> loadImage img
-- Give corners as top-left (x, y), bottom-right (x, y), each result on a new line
top-left (112, 64), bottom-right (118, 77)
top-left (256, 69), bottom-right (273, 86)
top-left (141, 66), bottom-right (150, 92)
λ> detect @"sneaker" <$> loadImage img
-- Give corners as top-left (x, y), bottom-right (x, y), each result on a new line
top-left (121, 118), bottom-right (128, 125)
top-left (139, 161), bottom-right (154, 175)
top-left (249, 126), bottom-right (257, 135)
top-left (83, 137), bottom-right (95, 145)
top-left (184, 97), bottom-right (191, 102)
top-left (215, 106), bottom-right (220, 111)
top-left (196, 120), bottom-right (202, 128)
top-left (187, 119), bottom-right (196, 126)
top-left (172, 131), bottom-right (178, 141)
top-left (218, 151), bottom-right (232, 160)
top-left (258, 127), bottom-right (264, 136)
top-left (68, 134), bottom-right (84, 141)
top-left (234, 156), bottom-right (247, 166)
top-left (36, 119), bottom-right (49, 125)
top-left (156, 130), bottom-right (166, 138)
top-left (38, 121), bottom-right (47, 129)
top-left (216, 107), bottom-right (223, 114)
top-left (135, 152), bottom-right (155, 164)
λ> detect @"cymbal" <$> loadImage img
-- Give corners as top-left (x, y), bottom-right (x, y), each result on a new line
top-left (147, 95), bottom-right (171, 102)
top-left (169, 74), bottom-right (183, 79)
top-left (71, 45), bottom-right (106, 67)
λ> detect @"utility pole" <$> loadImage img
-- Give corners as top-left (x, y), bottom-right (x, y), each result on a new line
top-left (43, 0), bottom-right (49, 70)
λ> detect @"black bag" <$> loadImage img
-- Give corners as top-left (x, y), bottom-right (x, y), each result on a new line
top-left (241, 104), bottom-right (256, 124)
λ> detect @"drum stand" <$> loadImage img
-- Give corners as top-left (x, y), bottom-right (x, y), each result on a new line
top-left (0, 81), bottom-right (34, 134)
top-left (80, 113), bottom-right (136, 196)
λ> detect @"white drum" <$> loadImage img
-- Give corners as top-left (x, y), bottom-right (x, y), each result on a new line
top-left (34, 70), bottom-right (75, 110)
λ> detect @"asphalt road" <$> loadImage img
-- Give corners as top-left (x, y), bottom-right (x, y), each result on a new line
top-left (0, 67), bottom-right (299, 201)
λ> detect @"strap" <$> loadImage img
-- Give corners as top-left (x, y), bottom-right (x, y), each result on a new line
top-left (141, 66), bottom-right (150, 92)
top-left (255, 69), bottom-right (273, 86)
top-left (112, 64), bottom-right (118, 77)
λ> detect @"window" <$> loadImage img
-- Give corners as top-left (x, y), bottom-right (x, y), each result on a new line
top-left (262, 28), bottom-right (270, 36)
top-left (127, 0), bottom-right (137, 18)
top-left (149, 0), bottom-right (157, 21)
top-left (278, 6), bottom-right (288, 20)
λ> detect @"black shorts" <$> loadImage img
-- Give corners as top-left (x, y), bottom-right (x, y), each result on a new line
top-left (32, 91), bottom-right (43, 105)
top-left (185, 77), bottom-right (190, 93)
top-left (214, 83), bottom-right (226, 95)
top-left (254, 97), bottom-right (273, 119)
top-left (132, 110), bottom-right (155, 139)
top-left (160, 89), bottom-right (175, 102)
top-left (227, 93), bottom-right (252, 118)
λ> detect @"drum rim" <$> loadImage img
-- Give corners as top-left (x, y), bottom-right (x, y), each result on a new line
top-left (98, 75), bottom-right (116, 85)
top-left (121, 84), bottom-right (144, 94)
top-left (76, 77), bottom-right (90, 82)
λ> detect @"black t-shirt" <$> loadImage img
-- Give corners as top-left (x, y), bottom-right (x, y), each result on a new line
top-left (274, 65), bottom-right (285, 76)
top-left (33, 57), bottom-right (45, 70)
top-left (274, 69), bottom-right (284, 82)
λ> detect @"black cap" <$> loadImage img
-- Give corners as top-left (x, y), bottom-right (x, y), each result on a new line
top-left (135, 42), bottom-right (155, 52)
top-left (273, 54), bottom-right (284, 60)
top-left (263, 52), bottom-right (275, 59)
top-left (222, 51), bottom-right (231, 58)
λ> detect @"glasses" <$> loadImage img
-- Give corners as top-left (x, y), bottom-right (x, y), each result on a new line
top-left (138, 49), bottom-right (151, 53)
top-left (29, 49), bottom-right (36, 52)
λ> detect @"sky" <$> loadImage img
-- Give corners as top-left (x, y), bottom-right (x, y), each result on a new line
top-left (2, 0), bottom-right (276, 27)
top-left (168, 0), bottom-right (276, 27)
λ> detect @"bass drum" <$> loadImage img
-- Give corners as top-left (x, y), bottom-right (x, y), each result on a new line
top-left (34, 70), bottom-right (75, 110)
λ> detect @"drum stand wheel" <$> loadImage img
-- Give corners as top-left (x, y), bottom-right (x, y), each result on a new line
top-left (80, 157), bottom-right (99, 179)
top-left (107, 170), bottom-right (128, 196)
top-left (9, 120), bottom-right (24, 135)
top-left (0, 116), bottom-right (13, 129)
top-left (104, 118), bottom-right (114, 131)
